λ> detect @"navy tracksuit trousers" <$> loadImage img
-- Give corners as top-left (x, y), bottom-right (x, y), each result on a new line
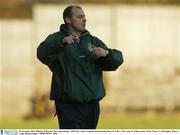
top-left (55, 100), bottom-right (100, 129)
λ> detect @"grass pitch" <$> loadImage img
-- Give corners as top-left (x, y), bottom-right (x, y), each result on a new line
top-left (0, 112), bottom-right (180, 129)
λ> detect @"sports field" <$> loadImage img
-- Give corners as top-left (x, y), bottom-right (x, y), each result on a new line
top-left (0, 112), bottom-right (180, 129)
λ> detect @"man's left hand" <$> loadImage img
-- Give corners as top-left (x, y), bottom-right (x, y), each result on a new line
top-left (91, 47), bottom-right (108, 58)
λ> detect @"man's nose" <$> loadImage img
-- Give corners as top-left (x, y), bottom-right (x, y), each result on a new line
top-left (83, 18), bottom-right (86, 22)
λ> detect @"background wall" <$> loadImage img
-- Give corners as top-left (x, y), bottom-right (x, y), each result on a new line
top-left (0, 20), bottom-right (34, 119)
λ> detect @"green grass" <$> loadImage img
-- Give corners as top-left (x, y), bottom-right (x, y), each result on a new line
top-left (98, 112), bottom-right (180, 129)
top-left (1, 112), bottom-right (180, 129)
top-left (0, 118), bottom-right (59, 129)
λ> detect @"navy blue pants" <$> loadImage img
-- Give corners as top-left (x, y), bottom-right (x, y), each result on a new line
top-left (55, 100), bottom-right (100, 129)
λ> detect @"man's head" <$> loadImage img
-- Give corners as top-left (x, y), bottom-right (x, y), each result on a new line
top-left (63, 5), bottom-right (86, 34)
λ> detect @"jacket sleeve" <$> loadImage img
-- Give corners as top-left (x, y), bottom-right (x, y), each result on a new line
top-left (37, 33), bottom-right (64, 70)
top-left (93, 36), bottom-right (124, 71)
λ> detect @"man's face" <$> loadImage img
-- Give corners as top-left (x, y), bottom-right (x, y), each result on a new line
top-left (69, 7), bottom-right (86, 33)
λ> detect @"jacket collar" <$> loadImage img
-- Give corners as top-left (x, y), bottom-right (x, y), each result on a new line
top-left (59, 24), bottom-right (89, 38)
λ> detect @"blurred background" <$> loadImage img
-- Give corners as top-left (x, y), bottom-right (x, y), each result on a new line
top-left (0, 0), bottom-right (180, 129)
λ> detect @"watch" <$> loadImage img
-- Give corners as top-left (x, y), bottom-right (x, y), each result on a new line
top-left (105, 50), bottom-right (109, 55)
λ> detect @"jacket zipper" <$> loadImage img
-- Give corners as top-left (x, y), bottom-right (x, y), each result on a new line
top-left (77, 32), bottom-right (89, 58)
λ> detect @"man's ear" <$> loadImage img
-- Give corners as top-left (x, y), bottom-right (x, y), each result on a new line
top-left (65, 17), bottom-right (71, 24)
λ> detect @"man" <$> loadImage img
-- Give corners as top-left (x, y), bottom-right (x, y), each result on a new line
top-left (37, 5), bottom-right (123, 129)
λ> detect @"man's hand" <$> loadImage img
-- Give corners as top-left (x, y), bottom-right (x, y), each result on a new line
top-left (62, 35), bottom-right (79, 45)
top-left (91, 47), bottom-right (108, 58)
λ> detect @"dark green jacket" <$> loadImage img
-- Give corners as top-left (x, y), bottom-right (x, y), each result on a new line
top-left (37, 24), bottom-right (123, 103)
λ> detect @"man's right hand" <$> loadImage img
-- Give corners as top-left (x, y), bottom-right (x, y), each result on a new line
top-left (62, 35), bottom-right (79, 45)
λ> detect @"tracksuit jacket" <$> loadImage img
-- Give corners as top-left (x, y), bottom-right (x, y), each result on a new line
top-left (37, 24), bottom-right (124, 103)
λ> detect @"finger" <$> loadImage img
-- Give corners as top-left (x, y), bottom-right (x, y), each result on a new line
top-left (72, 36), bottom-right (78, 41)
top-left (92, 51), bottom-right (103, 58)
top-left (71, 38), bottom-right (75, 43)
top-left (67, 38), bottom-right (74, 44)
top-left (93, 48), bottom-right (104, 53)
top-left (71, 36), bottom-right (77, 42)
top-left (72, 36), bottom-right (79, 42)
top-left (94, 52), bottom-right (103, 57)
top-left (92, 49), bottom-right (106, 57)
top-left (91, 47), bottom-right (99, 52)
top-left (92, 49), bottom-right (102, 56)
top-left (92, 48), bottom-right (100, 52)
top-left (91, 46), bottom-right (101, 51)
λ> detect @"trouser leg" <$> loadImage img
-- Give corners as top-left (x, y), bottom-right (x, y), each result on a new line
top-left (55, 101), bottom-right (82, 129)
top-left (55, 100), bottom-right (100, 129)
top-left (81, 102), bottom-right (100, 129)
